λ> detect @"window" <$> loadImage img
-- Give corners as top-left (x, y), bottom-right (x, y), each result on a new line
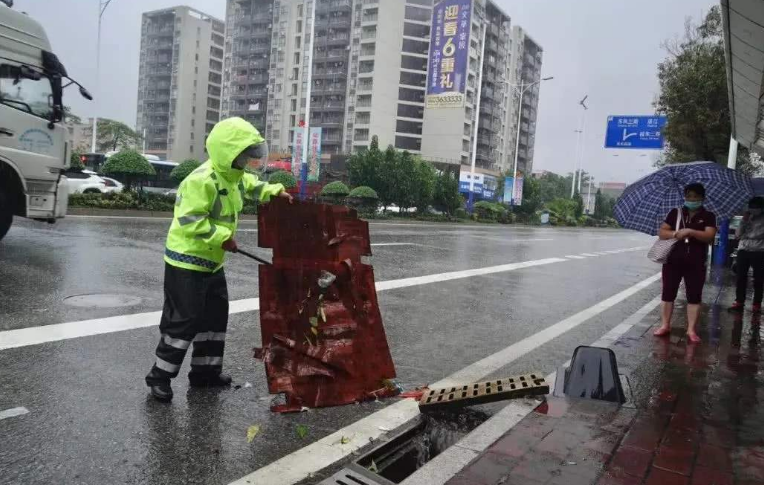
top-left (291, 84), bottom-right (298, 96)
top-left (397, 103), bottom-right (423, 119)
top-left (404, 6), bottom-right (430, 22)
top-left (401, 55), bottom-right (427, 71)
top-left (295, 37), bottom-right (302, 49)
top-left (399, 71), bottom-right (426, 87)
top-left (395, 135), bottom-right (421, 151)
top-left (291, 99), bottom-right (297, 111)
top-left (402, 38), bottom-right (428, 55)
top-left (403, 22), bottom-right (430, 38)
top-left (190, 132), bottom-right (195, 140)
top-left (292, 67), bottom-right (299, 80)
top-left (396, 120), bottom-right (422, 135)
top-left (290, 115), bottom-right (296, 126)
top-left (297, 20), bottom-right (303, 33)
top-left (294, 53), bottom-right (301, 65)
top-left (0, 64), bottom-right (54, 119)
top-left (190, 145), bottom-right (194, 152)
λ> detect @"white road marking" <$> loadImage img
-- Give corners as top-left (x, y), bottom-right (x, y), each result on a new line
top-left (228, 272), bottom-right (661, 485)
top-left (0, 407), bottom-right (30, 421)
top-left (0, 246), bottom-right (648, 351)
top-left (565, 255), bottom-right (586, 260)
top-left (402, 295), bottom-right (662, 485)
top-left (580, 253), bottom-right (598, 257)
top-left (371, 242), bottom-right (416, 246)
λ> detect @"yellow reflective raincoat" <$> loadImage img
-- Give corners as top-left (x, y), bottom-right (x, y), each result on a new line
top-left (164, 117), bottom-right (285, 273)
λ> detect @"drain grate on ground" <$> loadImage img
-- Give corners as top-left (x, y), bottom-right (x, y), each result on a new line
top-left (318, 465), bottom-right (391, 485)
top-left (419, 373), bottom-right (549, 411)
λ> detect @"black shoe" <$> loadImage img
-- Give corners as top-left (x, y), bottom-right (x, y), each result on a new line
top-left (150, 384), bottom-right (173, 402)
top-left (189, 373), bottom-right (233, 388)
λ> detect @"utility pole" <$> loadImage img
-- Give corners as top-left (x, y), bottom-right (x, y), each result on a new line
top-left (299, 0), bottom-right (316, 200)
top-left (91, 0), bottom-right (114, 153)
top-left (571, 95), bottom-right (588, 197)
top-left (467, 24), bottom-right (486, 214)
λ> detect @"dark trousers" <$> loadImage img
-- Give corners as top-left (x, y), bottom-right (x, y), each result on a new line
top-left (736, 250), bottom-right (764, 305)
top-left (662, 259), bottom-right (706, 305)
top-left (146, 264), bottom-right (229, 386)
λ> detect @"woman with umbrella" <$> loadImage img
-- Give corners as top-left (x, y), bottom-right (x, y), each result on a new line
top-left (615, 162), bottom-right (753, 344)
top-left (652, 183), bottom-right (717, 343)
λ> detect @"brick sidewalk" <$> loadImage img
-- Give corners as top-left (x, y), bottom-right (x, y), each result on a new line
top-left (446, 302), bottom-right (764, 485)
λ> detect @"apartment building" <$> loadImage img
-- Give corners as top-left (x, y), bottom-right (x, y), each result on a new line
top-left (221, 0), bottom-right (542, 170)
top-left (136, 6), bottom-right (225, 161)
top-left (503, 25), bottom-right (543, 176)
top-left (420, 0), bottom-right (513, 172)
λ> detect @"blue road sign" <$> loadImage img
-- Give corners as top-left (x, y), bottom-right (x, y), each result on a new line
top-left (605, 115), bottom-right (667, 149)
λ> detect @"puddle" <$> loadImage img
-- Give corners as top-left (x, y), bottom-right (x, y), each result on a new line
top-left (355, 409), bottom-right (489, 483)
top-left (63, 294), bottom-right (143, 308)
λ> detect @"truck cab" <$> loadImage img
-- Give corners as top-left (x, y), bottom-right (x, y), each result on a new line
top-left (0, 1), bottom-right (91, 240)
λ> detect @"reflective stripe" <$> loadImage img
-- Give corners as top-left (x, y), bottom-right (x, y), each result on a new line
top-left (163, 334), bottom-right (191, 350)
top-left (194, 331), bottom-right (226, 342)
top-left (155, 357), bottom-right (180, 373)
top-left (252, 183), bottom-right (263, 201)
top-left (194, 224), bottom-right (217, 240)
top-left (165, 248), bottom-right (218, 270)
top-left (175, 194), bottom-right (182, 206)
top-left (210, 194), bottom-right (236, 223)
top-left (178, 214), bottom-right (207, 226)
top-left (191, 356), bottom-right (223, 366)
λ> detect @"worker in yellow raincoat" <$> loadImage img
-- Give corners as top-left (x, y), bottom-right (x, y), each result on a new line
top-left (145, 117), bottom-right (293, 402)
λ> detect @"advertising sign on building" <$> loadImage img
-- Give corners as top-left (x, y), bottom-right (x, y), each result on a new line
top-left (459, 171), bottom-right (483, 194)
top-left (291, 127), bottom-right (305, 178)
top-left (426, 0), bottom-right (472, 109)
top-left (308, 127), bottom-right (322, 182)
top-left (604, 115), bottom-right (667, 149)
top-left (503, 176), bottom-right (524, 205)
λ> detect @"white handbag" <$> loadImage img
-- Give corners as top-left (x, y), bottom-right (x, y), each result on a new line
top-left (648, 208), bottom-right (683, 264)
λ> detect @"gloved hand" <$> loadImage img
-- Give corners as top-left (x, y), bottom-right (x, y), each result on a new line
top-left (222, 238), bottom-right (238, 252)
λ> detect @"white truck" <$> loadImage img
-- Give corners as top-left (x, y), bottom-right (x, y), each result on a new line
top-left (0, 0), bottom-right (91, 240)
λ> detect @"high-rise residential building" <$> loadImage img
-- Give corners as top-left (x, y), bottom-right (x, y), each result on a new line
top-left (136, 6), bottom-right (225, 162)
top-left (420, 0), bottom-right (513, 172)
top-left (221, 0), bottom-right (542, 173)
top-left (504, 25), bottom-right (543, 177)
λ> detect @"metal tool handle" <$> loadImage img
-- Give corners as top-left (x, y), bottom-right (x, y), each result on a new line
top-left (235, 248), bottom-right (271, 265)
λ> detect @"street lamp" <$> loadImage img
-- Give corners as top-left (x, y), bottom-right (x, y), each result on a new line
top-left (570, 95), bottom-right (588, 198)
top-left (508, 76), bottom-right (553, 205)
top-left (91, 0), bottom-right (114, 153)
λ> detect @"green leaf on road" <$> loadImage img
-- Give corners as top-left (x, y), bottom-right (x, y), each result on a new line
top-left (296, 424), bottom-right (309, 439)
top-left (246, 425), bottom-right (260, 443)
top-left (309, 317), bottom-right (318, 327)
top-left (340, 436), bottom-right (351, 445)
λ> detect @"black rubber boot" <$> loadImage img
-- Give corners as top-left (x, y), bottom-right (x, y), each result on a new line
top-left (150, 383), bottom-right (173, 402)
top-left (188, 373), bottom-right (232, 388)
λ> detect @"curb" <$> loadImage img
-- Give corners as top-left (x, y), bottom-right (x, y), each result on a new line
top-left (66, 208), bottom-right (259, 220)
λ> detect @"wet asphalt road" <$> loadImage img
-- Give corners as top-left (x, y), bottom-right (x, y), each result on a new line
top-left (0, 215), bottom-right (658, 485)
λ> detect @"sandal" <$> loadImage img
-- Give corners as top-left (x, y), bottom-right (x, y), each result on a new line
top-left (653, 326), bottom-right (671, 337)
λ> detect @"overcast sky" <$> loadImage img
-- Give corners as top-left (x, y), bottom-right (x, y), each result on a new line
top-left (16, 0), bottom-right (716, 184)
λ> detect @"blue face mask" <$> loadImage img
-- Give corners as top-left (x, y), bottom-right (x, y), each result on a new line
top-left (684, 201), bottom-right (702, 210)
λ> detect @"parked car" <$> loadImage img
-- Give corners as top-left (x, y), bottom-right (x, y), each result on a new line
top-left (65, 170), bottom-right (107, 195)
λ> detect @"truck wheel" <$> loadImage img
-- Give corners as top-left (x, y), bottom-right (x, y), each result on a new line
top-left (0, 192), bottom-right (13, 241)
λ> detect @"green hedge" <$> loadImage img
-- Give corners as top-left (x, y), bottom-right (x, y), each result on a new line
top-left (68, 191), bottom-right (259, 215)
top-left (321, 181), bottom-right (351, 196)
top-left (268, 170), bottom-right (297, 189)
top-left (473, 201), bottom-right (508, 222)
top-left (348, 186), bottom-right (378, 199)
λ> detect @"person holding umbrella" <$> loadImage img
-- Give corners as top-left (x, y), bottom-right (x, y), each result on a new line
top-left (651, 183), bottom-right (717, 343)
top-left (729, 197), bottom-right (764, 314)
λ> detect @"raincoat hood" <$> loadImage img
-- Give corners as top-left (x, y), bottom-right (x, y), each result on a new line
top-left (206, 117), bottom-right (265, 182)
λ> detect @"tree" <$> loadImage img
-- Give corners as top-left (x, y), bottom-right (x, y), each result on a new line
top-left (411, 159), bottom-right (436, 213)
top-left (347, 186), bottom-right (379, 214)
top-left (391, 150), bottom-right (417, 211)
top-left (69, 152), bottom-right (85, 171)
top-left (102, 150), bottom-right (155, 191)
top-left (513, 176), bottom-right (543, 221)
top-left (170, 159), bottom-right (201, 185)
top-left (268, 170), bottom-right (297, 189)
top-left (347, 136), bottom-right (383, 190)
top-left (594, 189), bottom-right (607, 221)
top-left (433, 171), bottom-right (463, 216)
top-left (573, 194), bottom-right (584, 219)
top-left (83, 118), bottom-right (143, 153)
top-left (655, 7), bottom-right (733, 166)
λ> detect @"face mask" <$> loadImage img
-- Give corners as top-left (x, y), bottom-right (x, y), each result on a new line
top-left (750, 208), bottom-right (763, 216)
top-left (684, 201), bottom-right (702, 210)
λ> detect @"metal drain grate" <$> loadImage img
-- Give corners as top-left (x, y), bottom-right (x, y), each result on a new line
top-left (318, 466), bottom-right (391, 485)
top-left (419, 373), bottom-right (549, 411)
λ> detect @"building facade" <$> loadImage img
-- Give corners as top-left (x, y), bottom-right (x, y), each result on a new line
top-left (221, 0), bottom-right (542, 171)
top-left (136, 6), bottom-right (224, 162)
top-left (420, 0), bottom-right (515, 173)
top-left (503, 25), bottom-right (543, 177)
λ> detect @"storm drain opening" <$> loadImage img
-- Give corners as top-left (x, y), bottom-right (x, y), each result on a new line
top-left (322, 409), bottom-right (489, 485)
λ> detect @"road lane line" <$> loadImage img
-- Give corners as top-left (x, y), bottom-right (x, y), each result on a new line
top-left (565, 255), bottom-right (585, 260)
top-left (0, 247), bottom-right (648, 351)
top-left (228, 272), bottom-right (661, 485)
top-left (580, 253), bottom-right (598, 257)
top-left (0, 407), bottom-right (29, 421)
top-left (401, 296), bottom-right (663, 484)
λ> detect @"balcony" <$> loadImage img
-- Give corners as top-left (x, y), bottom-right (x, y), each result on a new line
top-left (314, 50), bottom-right (348, 62)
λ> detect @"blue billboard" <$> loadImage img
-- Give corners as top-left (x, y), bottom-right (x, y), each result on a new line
top-left (605, 115), bottom-right (667, 149)
top-left (426, 0), bottom-right (472, 109)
